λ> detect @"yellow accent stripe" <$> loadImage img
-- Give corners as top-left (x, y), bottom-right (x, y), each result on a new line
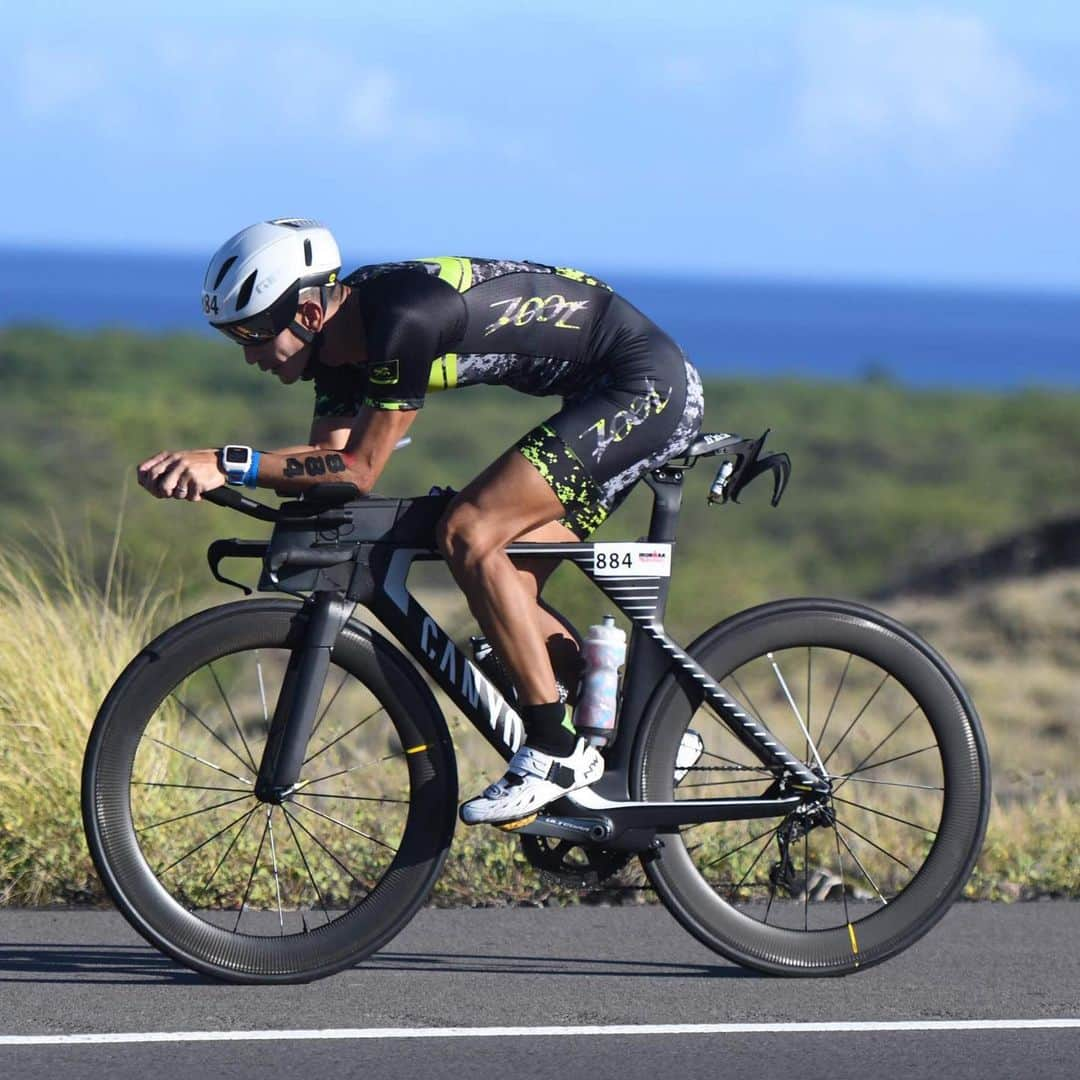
top-left (405, 744), bottom-right (428, 755)
top-left (494, 813), bottom-right (538, 832)
top-left (847, 922), bottom-right (860, 959)
top-left (427, 352), bottom-right (458, 392)
top-left (419, 256), bottom-right (472, 292)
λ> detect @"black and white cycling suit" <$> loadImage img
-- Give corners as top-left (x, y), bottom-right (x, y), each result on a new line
top-left (308, 257), bottom-right (704, 537)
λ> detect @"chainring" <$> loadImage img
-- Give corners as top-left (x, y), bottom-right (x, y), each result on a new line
top-left (518, 834), bottom-right (633, 889)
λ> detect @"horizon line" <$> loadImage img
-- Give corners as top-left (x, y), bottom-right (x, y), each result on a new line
top-left (2, 241), bottom-right (1077, 301)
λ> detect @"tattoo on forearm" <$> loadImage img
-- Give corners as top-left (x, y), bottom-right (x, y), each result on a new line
top-left (283, 453), bottom-right (348, 478)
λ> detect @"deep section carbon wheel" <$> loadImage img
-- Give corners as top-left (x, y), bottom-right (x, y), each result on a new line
top-left (634, 599), bottom-right (989, 976)
top-left (82, 599), bottom-right (457, 983)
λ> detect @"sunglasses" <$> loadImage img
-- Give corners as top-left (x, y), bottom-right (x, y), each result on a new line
top-left (214, 283), bottom-right (301, 346)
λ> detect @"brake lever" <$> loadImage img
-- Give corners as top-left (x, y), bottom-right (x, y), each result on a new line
top-left (207, 539), bottom-right (268, 596)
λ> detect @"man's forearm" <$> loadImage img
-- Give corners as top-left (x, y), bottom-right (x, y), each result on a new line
top-left (256, 448), bottom-right (375, 494)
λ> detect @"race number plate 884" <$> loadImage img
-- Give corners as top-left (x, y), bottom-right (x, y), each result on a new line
top-left (592, 543), bottom-right (672, 577)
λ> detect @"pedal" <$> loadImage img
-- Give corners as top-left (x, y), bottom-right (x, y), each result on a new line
top-left (494, 813), bottom-right (539, 832)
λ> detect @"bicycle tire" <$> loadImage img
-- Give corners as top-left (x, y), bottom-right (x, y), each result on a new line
top-left (82, 598), bottom-right (458, 984)
top-left (632, 598), bottom-right (989, 976)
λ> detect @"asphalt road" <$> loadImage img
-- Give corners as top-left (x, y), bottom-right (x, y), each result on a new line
top-left (1, 903), bottom-right (1077, 1079)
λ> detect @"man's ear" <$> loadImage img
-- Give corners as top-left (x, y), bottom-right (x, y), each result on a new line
top-left (297, 298), bottom-right (324, 332)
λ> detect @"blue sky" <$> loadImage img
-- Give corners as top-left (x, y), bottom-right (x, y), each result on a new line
top-left (3, 1), bottom-right (1079, 288)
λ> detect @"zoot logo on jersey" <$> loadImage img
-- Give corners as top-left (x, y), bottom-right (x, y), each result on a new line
top-left (484, 294), bottom-right (590, 336)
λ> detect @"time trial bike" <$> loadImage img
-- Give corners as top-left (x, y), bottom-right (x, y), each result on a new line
top-left (82, 430), bottom-right (990, 983)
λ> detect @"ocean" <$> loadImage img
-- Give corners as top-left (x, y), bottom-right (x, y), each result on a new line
top-left (2, 248), bottom-right (1077, 389)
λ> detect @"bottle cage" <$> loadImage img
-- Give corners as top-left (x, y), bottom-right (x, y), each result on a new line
top-left (708, 428), bottom-right (791, 507)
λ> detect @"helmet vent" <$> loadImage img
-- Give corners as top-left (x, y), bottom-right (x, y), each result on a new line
top-left (212, 256), bottom-right (237, 292)
top-left (304, 239), bottom-right (313, 266)
top-left (236, 270), bottom-right (257, 312)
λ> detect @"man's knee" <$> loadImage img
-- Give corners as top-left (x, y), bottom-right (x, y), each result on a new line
top-left (437, 501), bottom-right (500, 574)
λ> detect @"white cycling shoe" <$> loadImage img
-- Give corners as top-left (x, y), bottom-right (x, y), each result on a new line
top-left (460, 738), bottom-right (604, 826)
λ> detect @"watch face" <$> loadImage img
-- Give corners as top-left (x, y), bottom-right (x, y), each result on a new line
top-left (224, 447), bottom-right (248, 464)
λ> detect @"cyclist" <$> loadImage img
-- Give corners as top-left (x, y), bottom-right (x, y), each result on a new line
top-left (137, 218), bottom-right (704, 824)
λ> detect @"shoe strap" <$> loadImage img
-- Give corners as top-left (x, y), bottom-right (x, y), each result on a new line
top-left (509, 745), bottom-right (578, 790)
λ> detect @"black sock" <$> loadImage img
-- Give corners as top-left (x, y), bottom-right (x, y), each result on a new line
top-left (522, 701), bottom-right (576, 756)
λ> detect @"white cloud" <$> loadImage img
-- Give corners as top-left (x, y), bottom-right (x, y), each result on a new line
top-left (795, 7), bottom-right (1056, 166)
top-left (16, 44), bottom-right (109, 119)
top-left (8, 31), bottom-right (467, 156)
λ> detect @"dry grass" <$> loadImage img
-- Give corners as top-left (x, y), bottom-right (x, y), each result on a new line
top-left (0, 537), bottom-right (174, 903)
top-left (0, 543), bottom-right (1076, 908)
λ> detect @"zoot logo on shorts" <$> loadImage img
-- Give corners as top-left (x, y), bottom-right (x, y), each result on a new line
top-left (579, 380), bottom-right (672, 462)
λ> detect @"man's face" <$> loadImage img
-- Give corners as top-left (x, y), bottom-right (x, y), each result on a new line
top-left (242, 327), bottom-right (310, 384)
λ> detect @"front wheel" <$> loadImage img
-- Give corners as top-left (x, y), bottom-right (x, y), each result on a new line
top-left (633, 598), bottom-right (990, 976)
top-left (82, 599), bottom-right (458, 983)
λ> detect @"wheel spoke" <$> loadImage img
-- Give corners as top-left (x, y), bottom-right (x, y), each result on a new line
top-left (156, 804), bottom-right (256, 878)
top-left (190, 805), bottom-right (258, 907)
top-left (817, 653), bottom-right (852, 751)
top-left (137, 793), bottom-right (254, 833)
top-left (298, 750), bottom-right (408, 789)
top-left (169, 691), bottom-right (256, 779)
top-left (763, 856), bottom-right (779, 925)
top-left (234, 811), bottom-right (271, 932)
top-left (802, 830), bottom-right (809, 931)
top-left (132, 781), bottom-right (252, 794)
top-left (282, 807), bottom-right (332, 927)
top-left (832, 793), bottom-right (937, 835)
top-left (834, 825), bottom-right (888, 907)
top-left (296, 791), bottom-right (410, 804)
top-left (832, 813), bottom-right (853, 930)
top-left (727, 828), bottom-right (779, 902)
top-left (768, 651), bottom-right (826, 775)
top-left (266, 808), bottom-right (285, 935)
top-left (845, 743), bottom-right (939, 776)
top-left (835, 776), bottom-right (944, 792)
top-left (302, 704), bottom-right (385, 767)
top-left (821, 671), bottom-right (891, 768)
top-left (290, 798), bottom-right (398, 853)
top-left (255, 652), bottom-right (270, 730)
top-left (835, 818), bottom-right (914, 872)
top-left (208, 661), bottom-right (259, 772)
top-left (701, 823), bottom-right (782, 873)
top-left (282, 806), bottom-right (370, 896)
top-left (146, 736), bottom-right (253, 787)
top-left (831, 703), bottom-right (921, 796)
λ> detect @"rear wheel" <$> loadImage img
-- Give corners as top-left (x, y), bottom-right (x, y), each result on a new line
top-left (83, 599), bottom-right (457, 983)
top-left (634, 599), bottom-right (989, 976)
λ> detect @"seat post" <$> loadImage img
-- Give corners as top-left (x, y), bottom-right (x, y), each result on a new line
top-left (643, 467), bottom-right (686, 543)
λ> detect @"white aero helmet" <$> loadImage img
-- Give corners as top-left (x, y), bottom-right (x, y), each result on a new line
top-left (202, 218), bottom-right (341, 344)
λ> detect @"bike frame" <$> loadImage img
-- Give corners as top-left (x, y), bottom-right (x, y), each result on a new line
top-left (208, 448), bottom-right (821, 850)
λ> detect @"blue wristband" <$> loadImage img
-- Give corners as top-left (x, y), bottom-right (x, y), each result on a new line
top-left (243, 450), bottom-right (261, 488)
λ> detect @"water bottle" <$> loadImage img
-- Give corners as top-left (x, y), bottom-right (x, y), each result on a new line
top-left (575, 615), bottom-right (627, 747)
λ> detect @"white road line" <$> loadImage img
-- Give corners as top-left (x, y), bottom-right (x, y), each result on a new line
top-left (2, 1020), bottom-right (1078, 1047)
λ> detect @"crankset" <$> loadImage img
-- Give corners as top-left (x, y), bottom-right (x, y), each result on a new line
top-left (518, 834), bottom-right (633, 889)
